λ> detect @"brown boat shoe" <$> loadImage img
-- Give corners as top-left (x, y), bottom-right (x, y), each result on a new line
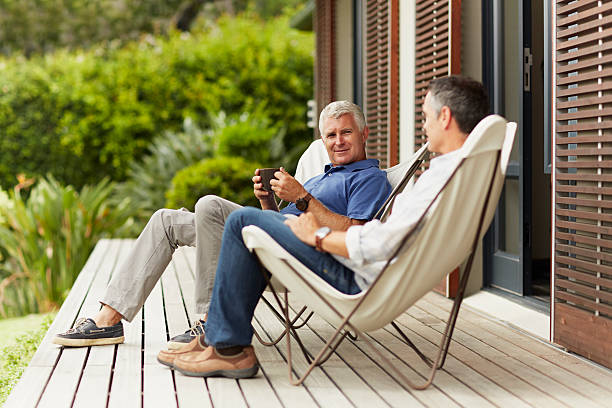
top-left (173, 345), bottom-right (259, 379)
top-left (157, 334), bottom-right (207, 367)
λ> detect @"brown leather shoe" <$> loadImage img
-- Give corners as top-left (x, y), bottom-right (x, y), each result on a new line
top-left (157, 335), bottom-right (207, 367)
top-left (174, 345), bottom-right (259, 378)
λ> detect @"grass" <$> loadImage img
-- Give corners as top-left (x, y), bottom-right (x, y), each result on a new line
top-left (0, 313), bottom-right (55, 406)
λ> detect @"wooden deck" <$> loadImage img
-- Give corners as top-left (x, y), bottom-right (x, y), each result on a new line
top-left (5, 238), bottom-right (612, 408)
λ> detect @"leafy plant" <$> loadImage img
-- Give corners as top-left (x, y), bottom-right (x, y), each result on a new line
top-left (0, 176), bottom-right (131, 317)
top-left (112, 118), bottom-right (214, 229)
top-left (165, 157), bottom-right (262, 211)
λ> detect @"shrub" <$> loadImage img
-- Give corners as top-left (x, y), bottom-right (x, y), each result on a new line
top-left (0, 177), bottom-right (132, 317)
top-left (0, 314), bottom-right (53, 405)
top-left (215, 113), bottom-right (283, 166)
top-left (0, 15), bottom-right (313, 190)
top-left (165, 157), bottom-right (262, 211)
top-left (112, 118), bottom-right (214, 230)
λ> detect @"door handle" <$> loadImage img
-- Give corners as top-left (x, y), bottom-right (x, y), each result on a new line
top-left (524, 47), bottom-right (533, 92)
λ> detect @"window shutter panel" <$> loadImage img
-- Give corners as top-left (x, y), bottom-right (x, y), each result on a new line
top-left (314, 0), bottom-right (336, 137)
top-left (364, 0), bottom-right (399, 168)
top-left (414, 0), bottom-right (461, 173)
top-left (414, 0), bottom-right (461, 297)
top-left (553, 0), bottom-right (612, 369)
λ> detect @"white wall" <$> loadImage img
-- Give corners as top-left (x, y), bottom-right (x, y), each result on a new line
top-left (399, 0), bottom-right (416, 162)
top-left (335, 0), bottom-right (354, 101)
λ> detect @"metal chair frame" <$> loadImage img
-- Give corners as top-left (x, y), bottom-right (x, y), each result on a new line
top-left (253, 151), bottom-right (500, 389)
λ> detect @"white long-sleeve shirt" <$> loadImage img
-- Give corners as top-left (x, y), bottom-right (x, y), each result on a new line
top-left (333, 149), bottom-right (463, 290)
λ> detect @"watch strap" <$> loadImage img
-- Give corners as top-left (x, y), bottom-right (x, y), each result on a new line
top-left (315, 227), bottom-right (331, 251)
top-left (296, 192), bottom-right (313, 211)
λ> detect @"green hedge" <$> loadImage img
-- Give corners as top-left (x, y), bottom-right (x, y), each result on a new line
top-left (165, 157), bottom-right (262, 211)
top-left (0, 15), bottom-right (313, 189)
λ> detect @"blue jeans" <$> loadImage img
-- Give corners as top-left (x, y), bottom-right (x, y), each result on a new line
top-left (204, 207), bottom-right (361, 347)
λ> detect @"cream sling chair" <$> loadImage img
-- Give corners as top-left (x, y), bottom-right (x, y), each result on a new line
top-left (242, 115), bottom-right (516, 389)
top-left (253, 139), bottom-right (431, 348)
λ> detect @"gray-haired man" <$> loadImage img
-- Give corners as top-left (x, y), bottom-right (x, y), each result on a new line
top-left (54, 101), bottom-right (392, 348)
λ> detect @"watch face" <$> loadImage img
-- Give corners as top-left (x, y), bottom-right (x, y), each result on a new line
top-left (315, 227), bottom-right (331, 239)
top-left (296, 199), bottom-right (307, 211)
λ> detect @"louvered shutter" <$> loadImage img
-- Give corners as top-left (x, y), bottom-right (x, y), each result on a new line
top-left (553, 0), bottom-right (612, 368)
top-left (314, 0), bottom-right (335, 137)
top-left (414, 0), bottom-right (461, 158)
top-left (364, 0), bottom-right (399, 168)
top-left (415, 0), bottom-right (462, 297)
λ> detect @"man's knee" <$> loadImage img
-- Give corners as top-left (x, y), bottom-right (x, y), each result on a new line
top-left (195, 195), bottom-right (225, 222)
top-left (150, 208), bottom-right (170, 227)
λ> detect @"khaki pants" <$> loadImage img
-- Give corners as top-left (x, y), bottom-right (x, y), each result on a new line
top-left (101, 195), bottom-right (241, 322)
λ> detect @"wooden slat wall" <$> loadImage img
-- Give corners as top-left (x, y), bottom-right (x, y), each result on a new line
top-left (554, 0), bottom-right (612, 369)
top-left (364, 0), bottom-right (399, 168)
top-left (415, 0), bottom-right (461, 297)
top-left (315, 0), bottom-right (335, 138)
top-left (414, 0), bottom-right (461, 168)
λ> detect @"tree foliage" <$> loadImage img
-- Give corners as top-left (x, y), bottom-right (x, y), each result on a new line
top-left (0, 16), bottom-right (314, 190)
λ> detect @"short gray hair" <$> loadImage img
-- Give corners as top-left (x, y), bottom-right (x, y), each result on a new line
top-left (318, 101), bottom-right (366, 135)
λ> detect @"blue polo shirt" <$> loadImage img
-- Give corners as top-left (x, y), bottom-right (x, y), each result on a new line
top-left (281, 159), bottom-right (391, 220)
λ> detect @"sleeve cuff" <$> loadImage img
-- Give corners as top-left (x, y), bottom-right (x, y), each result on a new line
top-left (345, 225), bottom-right (365, 265)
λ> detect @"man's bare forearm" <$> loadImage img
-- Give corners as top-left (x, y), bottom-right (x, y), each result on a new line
top-left (305, 198), bottom-right (365, 231)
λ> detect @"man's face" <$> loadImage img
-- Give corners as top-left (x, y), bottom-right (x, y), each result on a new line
top-left (321, 113), bottom-right (368, 166)
top-left (422, 91), bottom-right (444, 153)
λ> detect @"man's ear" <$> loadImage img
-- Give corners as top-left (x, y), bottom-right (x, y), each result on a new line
top-left (439, 106), bottom-right (452, 129)
top-left (361, 125), bottom-right (369, 142)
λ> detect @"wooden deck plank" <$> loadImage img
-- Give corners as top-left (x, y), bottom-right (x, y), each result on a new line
top-left (143, 280), bottom-right (177, 408)
top-left (107, 308), bottom-right (143, 408)
top-left (161, 262), bottom-right (192, 349)
top-left (38, 239), bottom-right (125, 408)
top-left (173, 251), bottom-right (255, 408)
top-left (161, 257), bottom-right (214, 408)
top-left (72, 239), bottom-right (133, 407)
top-left (395, 308), bottom-right (568, 408)
top-left (299, 308), bottom-right (461, 408)
top-left (8, 239), bottom-right (612, 408)
top-left (417, 295), bottom-right (611, 408)
top-left (174, 375), bottom-right (213, 408)
top-left (251, 318), bottom-right (319, 408)
top-left (207, 378), bottom-right (248, 408)
top-left (282, 312), bottom-right (410, 408)
top-left (71, 363), bottom-right (113, 408)
top-left (254, 298), bottom-right (354, 408)
top-left (390, 311), bottom-right (534, 408)
top-left (238, 374), bottom-right (284, 408)
top-left (368, 325), bottom-right (517, 408)
top-left (37, 347), bottom-right (89, 408)
top-left (175, 247), bottom-right (198, 324)
top-left (424, 292), bottom-right (612, 399)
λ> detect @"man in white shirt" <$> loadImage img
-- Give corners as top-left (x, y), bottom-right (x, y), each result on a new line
top-left (158, 75), bottom-right (490, 379)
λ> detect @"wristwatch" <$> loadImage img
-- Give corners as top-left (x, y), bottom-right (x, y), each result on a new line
top-left (295, 192), bottom-right (313, 211)
top-left (315, 226), bottom-right (331, 251)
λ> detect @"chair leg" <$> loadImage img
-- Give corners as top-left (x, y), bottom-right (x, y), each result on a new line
top-left (281, 291), bottom-right (355, 386)
top-left (390, 321), bottom-right (433, 367)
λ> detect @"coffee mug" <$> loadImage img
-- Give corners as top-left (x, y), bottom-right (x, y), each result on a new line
top-left (259, 168), bottom-right (280, 192)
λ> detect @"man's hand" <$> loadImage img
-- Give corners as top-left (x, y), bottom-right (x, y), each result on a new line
top-left (284, 212), bottom-right (321, 246)
top-left (270, 168), bottom-right (308, 203)
top-left (253, 169), bottom-right (278, 211)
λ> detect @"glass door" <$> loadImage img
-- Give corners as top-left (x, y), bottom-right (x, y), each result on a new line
top-left (483, 0), bottom-right (533, 295)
